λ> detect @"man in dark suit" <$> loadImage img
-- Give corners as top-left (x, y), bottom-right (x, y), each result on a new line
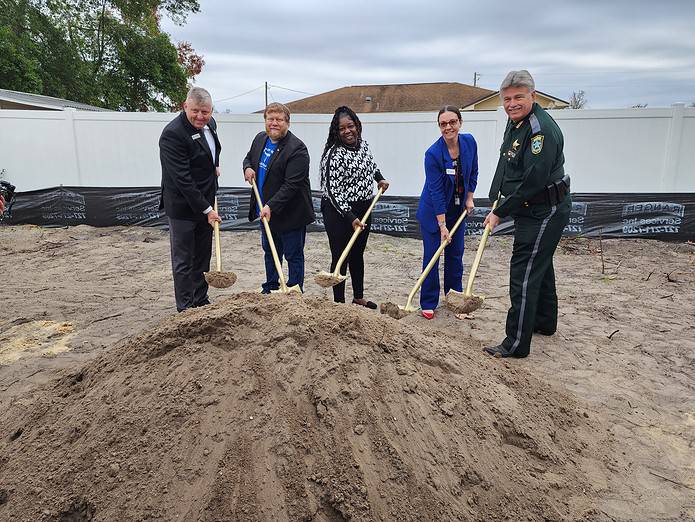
top-left (243, 102), bottom-right (315, 293)
top-left (159, 86), bottom-right (222, 312)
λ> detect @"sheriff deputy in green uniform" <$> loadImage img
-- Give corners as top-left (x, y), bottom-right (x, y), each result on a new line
top-left (483, 70), bottom-right (571, 358)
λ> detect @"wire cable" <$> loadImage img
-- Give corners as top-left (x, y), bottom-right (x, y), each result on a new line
top-left (216, 85), bottom-right (264, 103)
top-left (268, 84), bottom-right (316, 96)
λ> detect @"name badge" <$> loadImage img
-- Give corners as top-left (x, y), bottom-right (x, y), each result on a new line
top-left (191, 133), bottom-right (201, 140)
top-left (446, 168), bottom-right (456, 176)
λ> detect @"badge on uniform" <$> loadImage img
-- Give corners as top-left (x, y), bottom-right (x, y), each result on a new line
top-left (531, 135), bottom-right (544, 155)
top-left (191, 133), bottom-right (201, 140)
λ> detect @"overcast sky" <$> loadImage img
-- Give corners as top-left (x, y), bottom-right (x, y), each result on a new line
top-left (162, 0), bottom-right (695, 113)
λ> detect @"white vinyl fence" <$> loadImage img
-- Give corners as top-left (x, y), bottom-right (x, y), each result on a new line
top-left (1, 104), bottom-right (693, 195)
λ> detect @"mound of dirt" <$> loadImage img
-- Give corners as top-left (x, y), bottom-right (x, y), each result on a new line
top-left (0, 293), bottom-right (611, 521)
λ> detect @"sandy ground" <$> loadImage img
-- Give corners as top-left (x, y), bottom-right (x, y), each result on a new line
top-left (1, 224), bottom-right (694, 521)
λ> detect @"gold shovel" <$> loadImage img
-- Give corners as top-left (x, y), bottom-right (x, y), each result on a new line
top-left (445, 197), bottom-right (500, 314)
top-left (315, 187), bottom-right (384, 288)
top-left (251, 179), bottom-right (301, 294)
top-left (204, 197), bottom-right (237, 289)
top-left (380, 209), bottom-right (468, 319)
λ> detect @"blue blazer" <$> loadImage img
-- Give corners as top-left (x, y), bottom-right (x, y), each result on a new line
top-left (416, 133), bottom-right (478, 234)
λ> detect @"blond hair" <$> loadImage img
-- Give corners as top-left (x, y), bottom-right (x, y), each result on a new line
top-left (263, 102), bottom-right (291, 122)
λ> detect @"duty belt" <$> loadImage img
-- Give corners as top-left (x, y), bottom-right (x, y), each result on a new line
top-left (524, 174), bottom-right (570, 207)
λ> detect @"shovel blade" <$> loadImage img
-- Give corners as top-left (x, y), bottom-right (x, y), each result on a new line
top-left (314, 271), bottom-right (347, 288)
top-left (445, 290), bottom-right (484, 314)
top-left (271, 284), bottom-right (302, 294)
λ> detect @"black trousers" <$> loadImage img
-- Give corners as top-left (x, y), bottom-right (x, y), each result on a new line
top-left (501, 195), bottom-right (571, 357)
top-left (321, 198), bottom-right (372, 303)
top-left (168, 217), bottom-right (213, 312)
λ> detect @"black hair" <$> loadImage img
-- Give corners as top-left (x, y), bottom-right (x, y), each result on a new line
top-left (321, 106), bottom-right (362, 158)
top-left (437, 105), bottom-right (462, 123)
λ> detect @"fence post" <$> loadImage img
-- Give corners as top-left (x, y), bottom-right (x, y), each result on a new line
top-left (660, 102), bottom-right (685, 192)
top-left (64, 108), bottom-right (83, 186)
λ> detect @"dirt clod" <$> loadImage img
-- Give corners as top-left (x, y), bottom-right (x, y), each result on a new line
top-left (314, 272), bottom-right (344, 288)
top-left (204, 271), bottom-right (237, 288)
top-left (445, 292), bottom-right (484, 314)
top-left (379, 301), bottom-right (409, 319)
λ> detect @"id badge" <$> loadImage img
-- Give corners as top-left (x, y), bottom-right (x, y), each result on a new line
top-left (446, 168), bottom-right (456, 176)
top-left (455, 195), bottom-right (460, 206)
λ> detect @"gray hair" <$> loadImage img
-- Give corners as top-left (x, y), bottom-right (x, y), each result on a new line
top-left (500, 70), bottom-right (535, 93)
top-left (186, 86), bottom-right (212, 105)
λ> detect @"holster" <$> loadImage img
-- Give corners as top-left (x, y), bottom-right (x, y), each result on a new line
top-left (525, 174), bottom-right (570, 206)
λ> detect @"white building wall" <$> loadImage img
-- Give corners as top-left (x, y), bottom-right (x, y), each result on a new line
top-left (1, 106), bottom-right (693, 195)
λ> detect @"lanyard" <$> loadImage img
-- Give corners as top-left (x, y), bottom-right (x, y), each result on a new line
top-left (452, 157), bottom-right (463, 195)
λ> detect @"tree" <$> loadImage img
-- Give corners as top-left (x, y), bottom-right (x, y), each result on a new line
top-left (568, 90), bottom-right (587, 109)
top-left (0, 25), bottom-right (42, 93)
top-left (177, 41), bottom-right (205, 79)
top-left (0, 0), bottom-right (202, 111)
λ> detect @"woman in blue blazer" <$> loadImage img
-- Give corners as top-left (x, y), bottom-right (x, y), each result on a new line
top-left (415, 106), bottom-right (478, 319)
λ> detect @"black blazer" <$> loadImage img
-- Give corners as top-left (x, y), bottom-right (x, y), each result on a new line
top-left (243, 130), bottom-right (315, 233)
top-left (159, 112), bottom-right (221, 221)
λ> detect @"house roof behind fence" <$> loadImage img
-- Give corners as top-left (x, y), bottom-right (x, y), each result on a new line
top-left (284, 82), bottom-right (496, 113)
top-left (0, 89), bottom-right (110, 111)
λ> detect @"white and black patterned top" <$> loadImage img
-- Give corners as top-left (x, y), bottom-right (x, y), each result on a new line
top-left (320, 140), bottom-right (384, 223)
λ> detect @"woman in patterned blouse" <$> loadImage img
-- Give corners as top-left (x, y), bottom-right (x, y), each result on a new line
top-left (320, 106), bottom-right (390, 308)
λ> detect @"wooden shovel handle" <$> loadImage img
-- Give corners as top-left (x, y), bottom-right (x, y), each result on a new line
top-left (333, 187), bottom-right (384, 274)
top-left (251, 179), bottom-right (288, 291)
top-left (213, 197), bottom-right (222, 272)
top-left (404, 208), bottom-right (468, 310)
top-left (464, 196), bottom-right (500, 296)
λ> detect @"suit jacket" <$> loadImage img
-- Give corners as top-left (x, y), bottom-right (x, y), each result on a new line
top-left (416, 133), bottom-right (478, 234)
top-left (159, 112), bottom-right (221, 221)
top-left (243, 130), bottom-right (315, 233)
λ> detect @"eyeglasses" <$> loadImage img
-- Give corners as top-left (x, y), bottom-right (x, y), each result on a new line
top-left (265, 116), bottom-right (286, 123)
top-left (438, 119), bottom-right (460, 129)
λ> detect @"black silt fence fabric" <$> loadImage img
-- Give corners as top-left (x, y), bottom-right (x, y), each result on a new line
top-left (5, 186), bottom-right (695, 241)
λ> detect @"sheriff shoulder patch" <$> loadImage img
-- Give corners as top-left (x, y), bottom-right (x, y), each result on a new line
top-left (531, 134), bottom-right (544, 155)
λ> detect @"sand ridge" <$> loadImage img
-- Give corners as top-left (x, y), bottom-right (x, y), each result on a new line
top-left (0, 293), bottom-right (610, 521)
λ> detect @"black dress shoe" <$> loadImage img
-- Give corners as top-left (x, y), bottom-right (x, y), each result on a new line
top-left (483, 344), bottom-right (514, 358)
top-left (533, 328), bottom-right (555, 336)
top-left (352, 299), bottom-right (378, 310)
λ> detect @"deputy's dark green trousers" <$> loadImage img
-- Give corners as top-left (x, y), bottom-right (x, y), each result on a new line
top-left (501, 195), bottom-right (571, 357)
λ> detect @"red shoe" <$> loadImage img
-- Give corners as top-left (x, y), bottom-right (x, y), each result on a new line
top-left (421, 309), bottom-right (434, 320)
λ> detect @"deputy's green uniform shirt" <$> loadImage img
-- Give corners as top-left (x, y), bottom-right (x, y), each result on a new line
top-left (489, 102), bottom-right (565, 218)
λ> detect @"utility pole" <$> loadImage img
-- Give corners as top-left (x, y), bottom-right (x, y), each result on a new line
top-left (473, 72), bottom-right (481, 87)
top-left (264, 81), bottom-right (268, 108)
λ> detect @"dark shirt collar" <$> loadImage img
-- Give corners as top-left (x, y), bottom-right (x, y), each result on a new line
top-left (341, 139), bottom-right (361, 152)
